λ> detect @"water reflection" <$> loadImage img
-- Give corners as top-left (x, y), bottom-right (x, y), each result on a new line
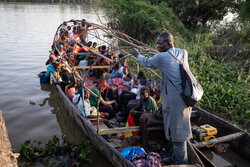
top-left (39, 83), bottom-right (111, 166)
top-left (0, 3), bottom-right (108, 165)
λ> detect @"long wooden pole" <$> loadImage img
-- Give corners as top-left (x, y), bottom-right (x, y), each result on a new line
top-left (193, 132), bottom-right (244, 148)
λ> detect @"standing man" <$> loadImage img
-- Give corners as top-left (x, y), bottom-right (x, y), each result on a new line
top-left (131, 32), bottom-right (192, 164)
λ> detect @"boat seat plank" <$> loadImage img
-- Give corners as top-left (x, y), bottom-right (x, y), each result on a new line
top-left (108, 138), bottom-right (125, 148)
top-left (98, 126), bottom-right (163, 135)
top-left (93, 124), bottom-right (110, 131)
top-left (97, 111), bottom-right (198, 136)
top-left (193, 132), bottom-right (244, 148)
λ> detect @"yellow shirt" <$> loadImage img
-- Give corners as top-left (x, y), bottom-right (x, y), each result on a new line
top-left (90, 47), bottom-right (98, 58)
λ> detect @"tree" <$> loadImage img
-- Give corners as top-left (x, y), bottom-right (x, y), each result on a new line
top-left (146, 0), bottom-right (244, 29)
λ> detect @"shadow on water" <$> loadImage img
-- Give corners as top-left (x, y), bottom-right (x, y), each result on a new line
top-left (39, 83), bottom-right (112, 167)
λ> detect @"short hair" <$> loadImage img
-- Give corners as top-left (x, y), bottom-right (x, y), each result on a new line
top-left (101, 45), bottom-right (107, 50)
top-left (118, 54), bottom-right (125, 59)
top-left (140, 87), bottom-right (150, 94)
top-left (158, 32), bottom-right (174, 44)
top-left (137, 71), bottom-right (147, 79)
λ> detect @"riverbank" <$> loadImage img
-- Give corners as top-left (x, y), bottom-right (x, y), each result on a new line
top-left (0, 111), bottom-right (18, 167)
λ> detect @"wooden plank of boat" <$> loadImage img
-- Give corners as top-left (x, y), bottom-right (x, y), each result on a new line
top-left (192, 107), bottom-right (250, 160)
top-left (98, 126), bottom-right (163, 135)
top-left (51, 73), bottom-right (205, 167)
top-left (97, 111), bottom-right (199, 135)
top-left (191, 145), bottom-right (216, 167)
top-left (193, 132), bottom-right (244, 148)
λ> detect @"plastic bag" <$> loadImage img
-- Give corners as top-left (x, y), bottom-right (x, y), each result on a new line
top-left (120, 147), bottom-right (146, 161)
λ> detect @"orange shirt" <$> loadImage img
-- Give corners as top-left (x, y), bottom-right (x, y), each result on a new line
top-left (65, 85), bottom-right (75, 101)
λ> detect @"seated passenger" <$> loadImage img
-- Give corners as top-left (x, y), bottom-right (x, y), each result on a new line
top-left (147, 79), bottom-right (157, 100)
top-left (155, 86), bottom-right (162, 103)
top-left (122, 66), bottom-right (130, 78)
top-left (99, 45), bottom-right (107, 55)
top-left (57, 35), bottom-right (70, 48)
top-left (131, 87), bottom-right (158, 125)
top-left (118, 54), bottom-right (127, 73)
top-left (91, 42), bottom-right (98, 51)
top-left (89, 81), bottom-right (117, 119)
top-left (109, 63), bottom-right (123, 81)
top-left (65, 75), bottom-right (78, 101)
top-left (60, 21), bottom-right (67, 32)
top-left (58, 45), bottom-right (66, 59)
top-left (60, 68), bottom-right (71, 93)
top-left (67, 26), bottom-right (74, 41)
top-left (38, 55), bottom-right (58, 78)
top-left (131, 87), bottom-right (162, 148)
top-left (87, 41), bottom-right (92, 47)
top-left (90, 42), bottom-right (98, 59)
top-left (123, 73), bottom-right (134, 90)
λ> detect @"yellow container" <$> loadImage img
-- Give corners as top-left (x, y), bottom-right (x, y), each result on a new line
top-left (200, 124), bottom-right (217, 136)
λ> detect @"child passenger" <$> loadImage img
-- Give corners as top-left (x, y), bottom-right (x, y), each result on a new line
top-left (131, 87), bottom-right (162, 148)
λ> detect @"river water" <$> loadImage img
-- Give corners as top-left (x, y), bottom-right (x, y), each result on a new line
top-left (0, 3), bottom-right (111, 166)
top-left (0, 3), bottom-right (249, 167)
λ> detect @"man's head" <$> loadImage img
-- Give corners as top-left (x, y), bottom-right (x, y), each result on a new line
top-left (140, 87), bottom-right (150, 101)
top-left (157, 32), bottom-right (174, 52)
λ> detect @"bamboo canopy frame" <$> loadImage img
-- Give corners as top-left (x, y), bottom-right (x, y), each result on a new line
top-left (53, 20), bottom-right (161, 133)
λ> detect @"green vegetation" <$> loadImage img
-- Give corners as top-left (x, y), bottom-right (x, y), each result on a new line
top-left (145, 0), bottom-right (244, 29)
top-left (102, 0), bottom-right (250, 130)
top-left (19, 135), bottom-right (92, 167)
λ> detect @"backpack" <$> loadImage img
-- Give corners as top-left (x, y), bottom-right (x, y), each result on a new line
top-left (168, 49), bottom-right (203, 107)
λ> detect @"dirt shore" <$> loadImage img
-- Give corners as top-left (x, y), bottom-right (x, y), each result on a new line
top-left (0, 111), bottom-right (18, 167)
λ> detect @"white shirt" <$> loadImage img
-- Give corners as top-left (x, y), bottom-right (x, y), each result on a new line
top-left (77, 97), bottom-right (91, 117)
top-left (72, 91), bottom-right (80, 105)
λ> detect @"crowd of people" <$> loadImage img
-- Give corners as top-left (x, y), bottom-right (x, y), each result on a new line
top-left (38, 19), bottom-right (164, 150)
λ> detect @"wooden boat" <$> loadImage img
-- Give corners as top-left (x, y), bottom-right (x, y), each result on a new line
top-left (48, 20), bottom-right (206, 166)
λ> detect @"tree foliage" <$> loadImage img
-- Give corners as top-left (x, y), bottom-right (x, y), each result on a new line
top-left (103, 0), bottom-right (190, 43)
top-left (102, 0), bottom-right (250, 130)
top-left (146, 0), bottom-right (244, 29)
top-left (239, 0), bottom-right (250, 22)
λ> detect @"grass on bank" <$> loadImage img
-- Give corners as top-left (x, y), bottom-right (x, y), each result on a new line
top-left (18, 135), bottom-right (92, 167)
top-left (102, 0), bottom-right (250, 131)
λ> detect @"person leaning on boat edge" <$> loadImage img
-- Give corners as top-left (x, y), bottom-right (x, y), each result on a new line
top-left (131, 32), bottom-right (192, 165)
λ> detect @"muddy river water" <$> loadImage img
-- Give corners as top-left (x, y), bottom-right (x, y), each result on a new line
top-left (0, 3), bottom-right (249, 167)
